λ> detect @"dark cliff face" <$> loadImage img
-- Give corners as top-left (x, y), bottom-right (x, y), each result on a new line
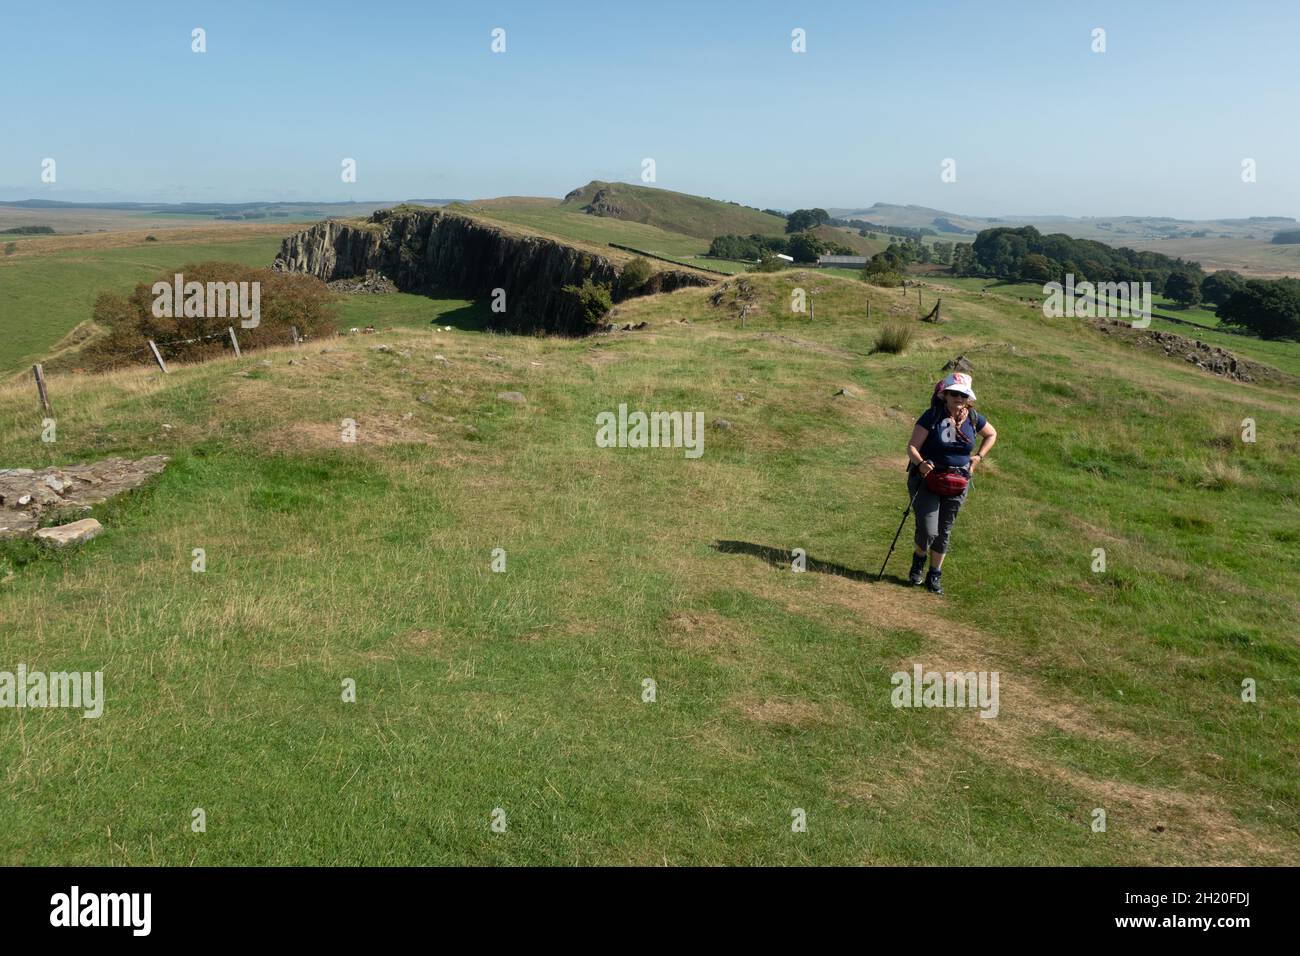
top-left (274, 208), bottom-right (713, 335)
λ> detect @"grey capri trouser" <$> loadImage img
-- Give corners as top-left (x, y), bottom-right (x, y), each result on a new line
top-left (907, 467), bottom-right (969, 555)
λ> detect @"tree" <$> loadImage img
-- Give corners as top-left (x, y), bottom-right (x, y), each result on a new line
top-left (756, 255), bottom-right (784, 272)
top-left (1164, 271), bottom-right (1202, 308)
top-left (784, 208), bottom-right (830, 233)
top-left (1018, 254), bottom-right (1058, 282)
top-left (1218, 279), bottom-right (1300, 340)
top-left (786, 231), bottom-right (825, 263)
top-left (562, 278), bottom-right (614, 329)
top-left (1201, 270), bottom-right (1246, 307)
top-left (951, 243), bottom-right (977, 275)
top-left (618, 257), bottom-right (654, 296)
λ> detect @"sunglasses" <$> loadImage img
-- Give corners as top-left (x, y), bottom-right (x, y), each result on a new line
top-left (943, 390), bottom-right (969, 401)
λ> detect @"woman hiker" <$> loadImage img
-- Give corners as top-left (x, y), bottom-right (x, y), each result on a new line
top-left (904, 371), bottom-right (997, 594)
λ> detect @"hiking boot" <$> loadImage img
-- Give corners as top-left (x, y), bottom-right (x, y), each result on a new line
top-left (908, 552), bottom-right (926, 585)
top-left (925, 568), bottom-right (945, 595)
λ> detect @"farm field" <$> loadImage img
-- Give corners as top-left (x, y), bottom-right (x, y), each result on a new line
top-left (2, 268), bottom-right (1297, 865)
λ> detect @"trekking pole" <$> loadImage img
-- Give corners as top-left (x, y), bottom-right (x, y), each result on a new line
top-left (878, 484), bottom-right (922, 581)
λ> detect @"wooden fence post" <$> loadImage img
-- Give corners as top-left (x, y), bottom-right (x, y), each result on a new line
top-left (32, 364), bottom-right (52, 415)
top-left (148, 340), bottom-right (169, 374)
top-left (228, 326), bottom-right (241, 358)
top-left (291, 325), bottom-right (302, 345)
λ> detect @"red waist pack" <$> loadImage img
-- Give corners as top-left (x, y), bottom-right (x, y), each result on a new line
top-left (924, 468), bottom-right (969, 497)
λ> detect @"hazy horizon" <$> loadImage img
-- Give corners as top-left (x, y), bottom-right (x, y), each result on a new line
top-left (4, 0), bottom-right (1298, 220)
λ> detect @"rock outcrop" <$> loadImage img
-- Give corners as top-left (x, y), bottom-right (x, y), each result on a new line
top-left (1090, 318), bottom-right (1276, 383)
top-left (0, 456), bottom-right (168, 539)
top-left (274, 208), bottom-right (713, 335)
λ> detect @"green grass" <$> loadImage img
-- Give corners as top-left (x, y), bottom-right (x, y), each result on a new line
top-left (557, 180), bottom-right (788, 240)
top-left (1, 268), bottom-right (1297, 865)
top-left (457, 201), bottom-right (717, 260)
top-left (0, 235), bottom-right (286, 375)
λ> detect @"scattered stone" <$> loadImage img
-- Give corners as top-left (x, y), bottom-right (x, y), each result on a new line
top-left (1151, 822), bottom-right (1167, 833)
top-left (327, 269), bottom-right (397, 295)
top-left (0, 456), bottom-right (168, 540)
top-left (713, 419), bottom-right (733, 430)
top-left (433, 355), bottom-right (449, 363)
top-left (34, 518), bottom-right (103, 548)
top-left (417, 393), bottom-right (432, 404)
top-left (942, 355), bottom-right (974, 374)
top-left (833, 386), bottom-right (857, 398)
top-left (260, 359), bottom-right (273, 367)
top-left (1090, 319), bottom-right (1267, 382)
top-left (372, 344), bottom-right (394, 354)
top-left (735, 393), bottom-right (746, 402)
top-left (497, 391), bottom-right (526, 403)
top-left (161, 423), bottom-right (173, 431)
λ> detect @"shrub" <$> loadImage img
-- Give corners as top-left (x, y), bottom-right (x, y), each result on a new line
top-left (873, 321), bottom-right (914, 354)
top-left (3, 242), bottom-right (16, 257)
top-left (756, 256), bottom-right (784, 272)
top-left (85, 262), bottom-right (339, 369)
top-left (618, 257), bottom-right (654, 296)
top-left (562, 278), bottom-right (614, 329)
top-left (864, 271), bottom-right (903, 288)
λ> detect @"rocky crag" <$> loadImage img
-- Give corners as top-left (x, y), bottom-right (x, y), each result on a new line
top-left (274, 207), bottom-right (713, 335)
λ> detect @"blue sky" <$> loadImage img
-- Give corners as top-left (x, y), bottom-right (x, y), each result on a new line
top-left (2, 0), bottom-right (1297, 218)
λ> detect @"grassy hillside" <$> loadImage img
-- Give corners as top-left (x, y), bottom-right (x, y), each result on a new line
top-left (0, 233), bottom-right (291, 376)
top-left (922, 276), bottom-right (1300, 377)
top-left (559, 181), bottom-right (788, 240)
top-left (2, 270), bottom-right (1297, 865)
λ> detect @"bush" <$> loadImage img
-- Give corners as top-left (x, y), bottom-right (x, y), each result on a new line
top-left (873, 321), bottom-right (914, 354)
top-left (756, 256), bottom-right (784, 272)
top-left (85, 262), bottom-right (339, 369)
top-left (618, 257), bottom-right (654, 296)
top-left (562, 278), bottom-right (614, 329)
top-left (863, 270), bottom-right (903, 288)
top-left (3, 242), bottom-right (16, 257)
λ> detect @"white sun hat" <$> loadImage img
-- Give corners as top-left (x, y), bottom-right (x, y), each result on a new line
top-left (939, 371), bottom-right (976, 401)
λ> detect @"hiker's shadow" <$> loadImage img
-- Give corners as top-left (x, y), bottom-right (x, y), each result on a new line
top-left (712, 540), bottom-right (909, 585)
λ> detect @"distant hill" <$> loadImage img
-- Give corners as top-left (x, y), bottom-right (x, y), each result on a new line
top-left (560, 181), bottom-right (787, 240)
top-left (829, 201), bottom-right (1297, 244)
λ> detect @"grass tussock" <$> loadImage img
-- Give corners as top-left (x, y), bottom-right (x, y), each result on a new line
top-left (873, 321), bottom-right (915, 354)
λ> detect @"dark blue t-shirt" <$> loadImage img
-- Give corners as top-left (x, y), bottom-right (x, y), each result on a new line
top-left (917, 406), bottom-right (986, 469)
